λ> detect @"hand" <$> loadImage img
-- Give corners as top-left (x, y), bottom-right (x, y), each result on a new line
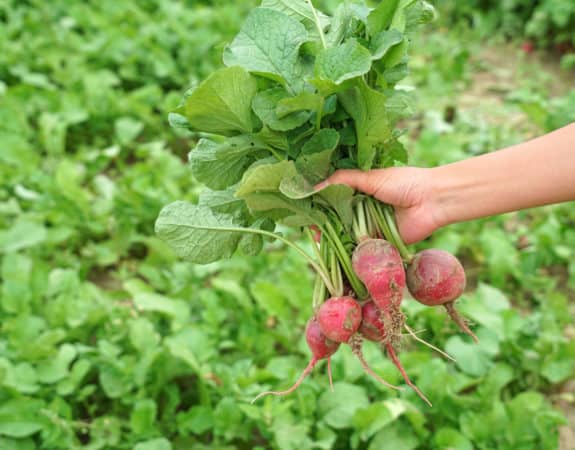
top-left (320, 167), bottom-right (442, 244)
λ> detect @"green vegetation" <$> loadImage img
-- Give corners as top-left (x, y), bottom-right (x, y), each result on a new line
top-left (0, 0), bottom-right (573, 449)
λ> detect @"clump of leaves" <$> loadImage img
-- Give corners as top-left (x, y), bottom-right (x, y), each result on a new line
top-left (158, 0), bottom-right (434, 281)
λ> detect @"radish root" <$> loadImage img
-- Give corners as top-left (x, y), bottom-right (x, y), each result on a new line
top-left (350, 335), bottom-right (403, 391)
top-left (386, 342), bottom-right (432, 407)
top-left (404, 324), bottom-right (456, 362)
top-left (444, 303), bottom-right (479, 344)
top-left (251, 358), bottom-right (317, 403)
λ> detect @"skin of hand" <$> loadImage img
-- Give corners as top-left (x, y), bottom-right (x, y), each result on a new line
top-left (319, 167), bottom-right (439, 244)
top-left (320, 122), bottom-right (575, 244)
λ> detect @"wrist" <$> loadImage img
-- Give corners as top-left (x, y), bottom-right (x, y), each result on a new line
top-left (426, 165), bottom-right (463, 229)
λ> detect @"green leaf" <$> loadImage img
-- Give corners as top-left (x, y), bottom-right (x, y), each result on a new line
top-left (223, 8), bottom-right (308, 93)
top-left (129, 318), bottom-right (161, 353)
top-left (315, 40), bottom-right (372, 85)
top-left (276, 92), bottom-right (323, 118)
top-left (189, 136), bottom-right (267, 190)
top-left (368, 422), bottom-right (419, 450)
top-left (352, 398), bottom-right (407, 440)
top-left (1, 253), bottom-right (33, 313)
top-left (242, 192), bottom-right (324, 226)
top-left (318, 185), bottom-right (355, 230)
top-left (252, 88), bottom-right (310, 131)
top-left (0, 219), bottom-right (46, 253)
top-left (367, 0), bottom-right (400, 35)
top-left (36, 343), bottom-right (77, 384)
top-left (235, 160), bottom-right (297, 198)
top-left (183, 66), bottom-right (257, 135)
top-left (130, 399), bottom-right (157, 435)
top-left (260, 0), bottom-right (330, 43)
top-left (295, 128), bottom-right (339, 183)
top-left (279, 173), bottom-right (316, 199)
top-left (155, 202), bottom-right (244, 264)
top-left (377, 138), bottom-right (408, 168)
top-left (0, 399), bottom-right (45, 438)
top-left (0, 437), bottom-right (36, 450)
top-left (338, 80), bottom-right (392, 170)
top-left (445, 334), bottom-right (493, 377)
top-left (115, 117), bottom-right (144, 145)
top-left (318, 382), bottom-right (369, 429)
top-left (370, 29), bottom-right (404, 60)
top-left (134, 438), bottom-right (172, 450)
top-left (325, 3), bottom-right (355, 47)
top-left (433, 428), bottom-right (473, 450)
top-left (165, 327), bottom-right (215, 373)
top-left (131, 292), bottom-right (190, 323)
top-left (257, 127), bottom-right (289, 151)
top-left (198, 188), bottom-right (250, 221)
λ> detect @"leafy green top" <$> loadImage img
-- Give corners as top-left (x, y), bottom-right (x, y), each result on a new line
top-left (158, 0), bottom-right (435, 264)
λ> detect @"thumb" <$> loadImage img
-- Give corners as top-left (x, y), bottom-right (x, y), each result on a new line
top-left (316, 169), bottom-right (383, 196)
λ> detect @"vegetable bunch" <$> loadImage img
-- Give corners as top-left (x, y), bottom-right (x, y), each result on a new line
top-left (156, 0), bottom-right (475, 404)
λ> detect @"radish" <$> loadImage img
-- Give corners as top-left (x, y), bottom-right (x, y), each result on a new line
top-left (252, 318), bottom-right (339, 402)
top-left (317, 296), bottom-right (362, 343)
top-left (406, 249), bottom-right (478, 343)
top-left (360, 301), bottom-right (432, 407)
top-left (352, 239), bottom-right (405, 311)
top-left (352, 238), bottom-right (406, 344)
top-left (318, 296), bottom-right (400, 391)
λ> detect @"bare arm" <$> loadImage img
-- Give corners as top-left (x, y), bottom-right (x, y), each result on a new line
top-left (322, 122), bottom-right (575, 244)
top-left (431, 122), bottom-right (575, 228)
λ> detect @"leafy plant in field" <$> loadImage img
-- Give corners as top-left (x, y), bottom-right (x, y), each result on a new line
top-left (0, 0), bottom-right (572, 448)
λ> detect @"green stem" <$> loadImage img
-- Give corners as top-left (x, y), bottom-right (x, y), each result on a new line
top-left (324, 222), bottom-right (368, 299)
top-left (381, 204), bottom-right (413, 262)
top-left (312, 273), bottom-right (326, 311)
top-left (265, 146), bottom-right (284, 161)
top-left (305, 227), bottom-right (331, 287)
top-left (356, 201), bottom-right (369, 240)
top-left (315, 98), bottom-right (324, 131)
top-left (306, 0), bottom-right (327, 49)
top-left (367, 199), bottom-right (393, 244)
top-left (189, 224), bottom-right (336, 296)
top-left (329, 246), bottom-right (344, 297)
top-left (293, 126), bottom-right (315, 145)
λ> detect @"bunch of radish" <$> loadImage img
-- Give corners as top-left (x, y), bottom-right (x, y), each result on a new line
top-left (252, 200), bottom-right (476, 407)
top-left (154, 0), bottom-right (477, 408)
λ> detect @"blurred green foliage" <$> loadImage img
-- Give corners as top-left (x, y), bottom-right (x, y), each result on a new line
top-left (0, 0), bottom-right (573, 449)
top-left (438, 0), bottom-right (575, 67)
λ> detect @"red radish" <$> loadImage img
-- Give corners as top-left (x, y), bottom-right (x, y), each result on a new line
top-left (310, 225), bottom-right (322, 243)
top-left (252, 318), bottom-right (339, 402)
top-left (318, 296), bottom-right (400, 391)
top-left (317, 296), bottom-right (362, 343)
top-left (352, 238), bottom-right (406, 344)
top-left (352, 239), bottom-right (405, 311)
top-left (406, 249), bottom-right (478, 343)
top-left (359, 301), bottom-right (432, 407)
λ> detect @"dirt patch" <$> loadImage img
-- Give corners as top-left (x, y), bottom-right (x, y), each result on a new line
top-left (457, 42), bottom-right (573, 138)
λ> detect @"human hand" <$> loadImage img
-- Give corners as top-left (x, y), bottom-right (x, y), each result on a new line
top-left (319, 167), bottom-right (442, 244)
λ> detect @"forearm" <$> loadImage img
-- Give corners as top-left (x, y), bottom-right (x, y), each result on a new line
top-left (431, 122), bottom-right (575, 227)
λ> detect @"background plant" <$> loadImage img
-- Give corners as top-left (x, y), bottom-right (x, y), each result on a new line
top-left (0, 0), bottom-right (573, 449)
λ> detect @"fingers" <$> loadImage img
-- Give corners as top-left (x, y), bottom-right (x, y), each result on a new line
top-left (317, 169), bottom-right (385, 196)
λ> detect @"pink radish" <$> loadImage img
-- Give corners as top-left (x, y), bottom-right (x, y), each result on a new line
top-left (360, 301), bottom-right (432, 407)
top-left (352, 238), bottom-right (406, 344)
top-left (317, 296), bottom-right (362, 343)
top-left (352, 239), bottom-right (405, 311)
top-left (252, 318), bottom-right (339, 402)
top-left (318, 296), bottom-right (400, 391)
top-left (406, 249), bottom-right (478, 343)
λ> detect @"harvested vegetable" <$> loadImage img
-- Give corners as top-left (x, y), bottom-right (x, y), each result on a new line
top-left (155, 0), bottom-right (474, 405)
